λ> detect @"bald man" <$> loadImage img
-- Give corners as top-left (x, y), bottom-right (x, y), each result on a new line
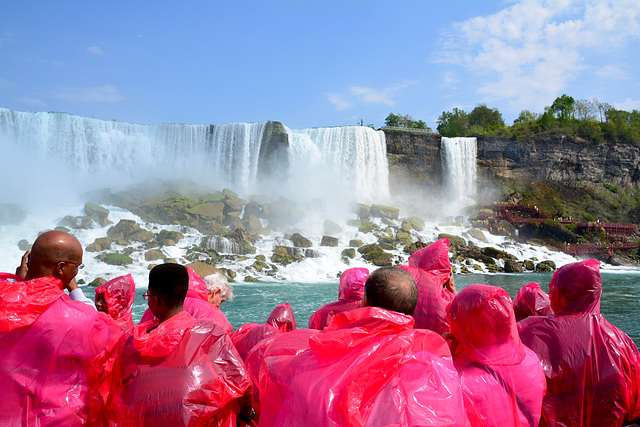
top-left (0, 230), bottom-right (123, 425)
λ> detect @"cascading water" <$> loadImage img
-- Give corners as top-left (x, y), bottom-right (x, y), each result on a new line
top-left (441, 136), bottom-right (477, 204)
top-left (287, 126), bottom-right (389, 203)
top-left (0, 108), bottom-right (267, 197)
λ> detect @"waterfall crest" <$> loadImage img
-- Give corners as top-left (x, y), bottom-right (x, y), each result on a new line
top-left (441, 136), bottom-right (477, 203)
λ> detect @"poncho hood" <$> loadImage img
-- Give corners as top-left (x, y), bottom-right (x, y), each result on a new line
top-left (266, 303), bottom-right (297, 332)
top-left (309, 306), bottom-right (414, 358)
top-left (95, 274), bottom-right (135, 330)
top-left (513, 282), bottom-right (553, 321)
top-left (185, 266), bottom-right (209, 301)
top-left (549, 258), bottom-right (601, 315)
top-left (408, 238), bottom-right (451, 280)
top-left (0, 276), bottom-right (66, 332)
top-left (338, 267), bottom-right (369, 301)
top-left (133, 310), bottom-right (197, 357)
top-left (447, 283), bottom-right (525, 365)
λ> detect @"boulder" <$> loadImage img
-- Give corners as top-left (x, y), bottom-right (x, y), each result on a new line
top-left (438, 233), bottom-right (466, 248)
top-left (356, 219), bottom-right (379, 234)
top-left (88, 277), bottom-right (108, 287)
top-left (86, 237), bottom-right (112, 252)
top-left (223, 213), bottom-right (244, 230)
top-left (99, 253), bottom-right (133, 266)
top-left (107, 220), bottom-right (154, 242)
top-left (271, 246), bottom-right (301, 266)
top-left (243, 214), bottom-right (263, 232)
top-left (145, 250), bottom-right (164, 261)
top-left (321, 236), bottom-right (339, 247)
top-left (362, 250), bottom-right (393, 266)
top-left (349, 239), bottom-right (363, 247)
top-left (156, 229), bottom-right (184, 246)
top-left (504, 260), bottom-right (524, 273)
top-left (468, 228), bottom-right (487, 242)
top-left (395, 231), bottom-right (412, 245)
top-left (354, 203), bottom-right (371, 219)
top-left (244, 276), bottom-right (258, 282)
top-left (223, 194), bottom-right (247, 215)
top-left (524, 259), bottom-right (535, 270)
top-left (482, 247), bottom-right (516, 261)
top-left (341, 248), bottom-right (356, 259)
top-left (400, 217), bottom-right (425, 232)
top-left (536, 260), bottom-right (557, 272)
top-left (403, 240), bottom-right (428, 255)
top-left (84, 202), bottom-right (109, 221)
top-left (377, 235), bottom-right (396, 250)
top-left (17, 239), bottom-right (31, 252)
top-left (358, 243), bottom-right (383, 255)
top-left (58, 215), bottom-right (79, 228)
top-left (290, 232), bottom-right (312, 248)
top-left (371, 204), bottom-right (399, 220)
top-left (305, 249), bottom-right (320, 258)
top-left (188, 202), bottom-right (225, 222)
top-left (186, 261), bottom-right (220, 279)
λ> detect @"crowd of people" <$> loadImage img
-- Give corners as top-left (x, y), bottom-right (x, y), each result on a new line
top-left (1, 231), bottom-right (639, 426)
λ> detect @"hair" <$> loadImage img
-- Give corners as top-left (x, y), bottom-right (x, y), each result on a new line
top-left (148, 263), bottom-right (189, 308)
top-left (204, 271), bottom-right (235, 302)
top-left (364, 267), bottom-right (419, 316)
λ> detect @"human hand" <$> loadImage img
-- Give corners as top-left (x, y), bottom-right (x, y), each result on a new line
top-left (442, 331), bottom-right (459, 357)
top-left (66, 278), bottom-right (79, 292)
top-left (444, 274), bottom-right (456, 294)
top-left (15, 249), bottom-right (30, 279)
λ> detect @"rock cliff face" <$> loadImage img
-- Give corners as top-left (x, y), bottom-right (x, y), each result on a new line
top-left (383, 129), bottom-right (640, 192)
top-left (258, 121), bottom-right (289, 182)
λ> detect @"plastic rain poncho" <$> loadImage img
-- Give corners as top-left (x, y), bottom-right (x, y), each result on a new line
top-left (108, 310), bottom-right (252, 426)
top-left (232, 303), bottom-right (297, 361)
top-left (259, 306), bottom-right (467, 427)
top-left (399, 238), bottom-right (455, 334)
top-left (139, 266), bottom-right (232, 334)
top-left (518, 259), bottom-right (640, 427)
top-left (95, 274), bottom-right (136, 330)
top-left (513, 282), bottom-right (553, 322)
top-left (0, 275), bottom-right (124, 426)
top-left (308, 267), bottom-right (369, 330)
top-left (447, 283), bottom-right (546, 427)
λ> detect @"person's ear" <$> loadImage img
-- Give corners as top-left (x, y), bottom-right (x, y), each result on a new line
top-left (361, 296), bottom-right (368, 308)
top-left (55, 262), bottom-right (65, 276)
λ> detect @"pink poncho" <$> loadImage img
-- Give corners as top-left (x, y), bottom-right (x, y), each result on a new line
top-left (518, 259), bottom-right (640, 427)
top-left (95, 274), bottom-right (136, 330)
top-left (308, 267), bottom-right (369, 329)
top-left (0, 275), bottom-right (123, 426)
top-left (447, 283), bottom-right (546, 427)
top-left (513, 282), bottom-right (553, 322)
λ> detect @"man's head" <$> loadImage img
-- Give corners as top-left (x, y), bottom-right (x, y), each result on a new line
top-left (362, 267), bottom-right (419, 316)
top-left (204, 271), bottom-right (234, 307)
top-left (25, 230), bottom-right (83, 288)
top-left (147, 263), bottom-right (189, 321)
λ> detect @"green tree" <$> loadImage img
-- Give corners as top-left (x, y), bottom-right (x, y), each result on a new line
top-left (468, 104), bottom-right (505, 130)
top-left (575, 99), bottom-right (597, 121)
top-left (550, 94), bottom-right (575, 122)
top-left (384, 113), bottom-right (429, 130)
top-left (513, 110), bottom-right (539, 124)
top-left (384, 113), bottom-right (403, 128)
top-left (410, 119), bottom-right (430, 130)
top-left (437, 108), bottom-right (468, 136)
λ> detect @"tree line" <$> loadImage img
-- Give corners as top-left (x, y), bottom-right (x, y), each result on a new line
top-left (382, 95), bottom-right (640, 144)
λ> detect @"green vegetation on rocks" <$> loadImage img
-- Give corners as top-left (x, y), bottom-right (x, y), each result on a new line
top-left (99, 253), bottom-right (133, 266)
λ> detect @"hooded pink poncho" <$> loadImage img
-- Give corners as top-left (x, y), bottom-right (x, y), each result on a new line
top-left (308, 267), bottom-right (369, 329)
top-left (513, 282), bottom-right (553, 322)
top-left (95, 274), bottom-right (136, 330)
top-left (518, 259), bottom-right (640, 427)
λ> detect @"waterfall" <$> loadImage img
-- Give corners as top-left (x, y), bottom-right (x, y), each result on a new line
top-left (287, 126), bottom-right (389, 202)
top-left (0, 108), bottom-right (267, 195)
top-left (441, 137), bottom-right (477, 202)
top-left (0, 108), bottom-right (390, 205)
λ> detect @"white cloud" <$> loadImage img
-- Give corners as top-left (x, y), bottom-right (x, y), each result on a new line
top-left (50, 85), bottom-right (124, 102)
top-left (326, 93), bottom-right (351, 110)
top-left (327, 81), bottom-right (418, 111)
top-left (435, 0), bottom-right (640, 112)
top-left (613, 98), bottom-right (640, 111)
top-left (16, 97), bottom-right (46, 107)
top-left (87, 46), bottom-right (104, 55)
top-left (595, 64), bottom-right (628, 80)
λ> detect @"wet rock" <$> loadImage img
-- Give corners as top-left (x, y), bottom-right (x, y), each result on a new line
top-left (357, 219), bottom-right (377, 234)
top-left (504, 260), bottom-right (524, 273)
top-left (403, 241), bottom-right (428, 255)
top-left (187, 261), bottom-right (221, 279)
top-left (305, 249), bottom-right (320, 258)
top-left (395, 231), bottom-right (412, 245)
top-left (99, 253), bottom-right (133, 266)
top-left (341, 248), bottom-right (356, 259)
top-left (438, 233), bottom-right (466, 248)
top-left (468, 228), bottom-right (487, 242)
top-left (607, 254), bottom-right (637, 267)
top-left (243, 214), bottom-right (263, 233)
top-left (18, 239), bottom-right (31, 252)
top-left (156, 229), bottom-right (184, 246)
top-left (223, 213), bottom-right (244, 229)
top-left (401, 217), bottom-right (424, 232)
top-left (107, 219), bottom-right (155, 242)
top-left (377, 235), bottom-right (396, 250)
top-left (84, 202), bottom-right (109, 221)
top-left (58, 215), bottom-right (79, 228)
top-left (536, 260), bottom-right (557, 272)
top-left (321, 236), bottom-right (339, 247)
top-left (271, 246), bottom-right (302, 266)
top-left (86, 237), bottom-right (112, 252)
top-left (371, 204), bottom-right (399, 220)
top-left (524, 260), bottom-right (535, 270)
top-left (362, 250), bottom-right (393, 266)
top-left (482, 247), bottom-right (516, 261)
top-left (223, 194), bottom-right (247, 215)
top-left (244, 276), bottom-right (258, 282)
top-left (354, 203), bottom-right (371, 219)
top-left (290, 232), bottom-right (312, 248)
top-left (88, 277), bottom-right (108, 287)
top-left (358, 243), bottom-right (383, 255)
top-left (188, 202), bottom-right (225, 222)
top-left (349, 239), bottom-right (363, 247)
top-left (145, 250), bottom-right (164, 261)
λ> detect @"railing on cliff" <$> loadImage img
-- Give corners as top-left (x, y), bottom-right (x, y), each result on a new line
top-left (381, 126), bottom-right (438, 134)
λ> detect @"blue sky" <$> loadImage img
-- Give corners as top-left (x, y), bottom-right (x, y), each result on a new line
top-left (1, 0), bottom-right (639, 129)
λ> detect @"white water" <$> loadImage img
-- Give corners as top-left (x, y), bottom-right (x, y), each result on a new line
top-left (0, 109), bottom-right (581, 286)
top-left (441, 137), bottom-right (477, 204)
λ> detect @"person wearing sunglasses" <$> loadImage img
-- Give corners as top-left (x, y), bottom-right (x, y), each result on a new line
top-left (0, 230), bottom-right (123, 425)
